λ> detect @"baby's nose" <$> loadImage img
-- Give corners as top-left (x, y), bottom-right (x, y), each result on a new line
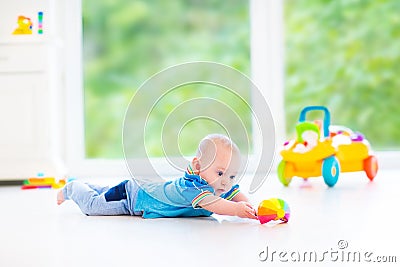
top-left (221, 177), bottom-right (229, 186)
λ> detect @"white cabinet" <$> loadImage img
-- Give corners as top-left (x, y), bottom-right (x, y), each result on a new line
top-left (0, 42), bottom-right (62, 179)
top-left (0, 0), bottom-right (65, 179)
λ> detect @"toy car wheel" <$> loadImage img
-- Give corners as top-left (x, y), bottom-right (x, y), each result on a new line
top-left (322, 156), bottom-right (340, 187)
top-left (278, 160), bottom-right (292, 186)
top-left (364, 155), bottom-right (378, 181)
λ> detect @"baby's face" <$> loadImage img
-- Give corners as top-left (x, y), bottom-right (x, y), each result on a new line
top-left (198, 145), bottom-right (241, 196)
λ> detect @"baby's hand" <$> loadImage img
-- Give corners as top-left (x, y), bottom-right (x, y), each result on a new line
top-left (235, 201), bottom-right (258, 220)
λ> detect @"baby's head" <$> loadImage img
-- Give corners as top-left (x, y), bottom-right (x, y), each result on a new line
top-left (191, 134), bottom-right (241, 196)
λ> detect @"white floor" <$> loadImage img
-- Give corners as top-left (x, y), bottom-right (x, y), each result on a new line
top-left (0, 170), bottom-right (399, 267)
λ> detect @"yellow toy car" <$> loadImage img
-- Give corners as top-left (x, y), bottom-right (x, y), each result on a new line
top-left (278, 106), bottom-right (378, 187)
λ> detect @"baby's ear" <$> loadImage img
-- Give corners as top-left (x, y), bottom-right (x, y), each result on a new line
top-left (192, 157), bottom-right (201, 175)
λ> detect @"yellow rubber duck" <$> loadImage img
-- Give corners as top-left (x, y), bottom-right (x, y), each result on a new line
top-left (12, 16), bottom-right (33, 34)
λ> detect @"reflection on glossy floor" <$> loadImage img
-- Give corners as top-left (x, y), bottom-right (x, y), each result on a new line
top-left (0, 170), bottom-right (398, 267)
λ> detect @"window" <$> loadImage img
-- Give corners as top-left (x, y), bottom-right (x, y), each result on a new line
top-left (64, 0), bottom-right (283, 177)
top-left (65, 0), bottom-right (399, 178)
top-left (284, 0), bottom-right (400, 151)
top-left (82, 0), bottom-right (252, 159)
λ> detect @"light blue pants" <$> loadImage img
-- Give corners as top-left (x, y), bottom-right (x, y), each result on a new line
top-left (62, 180), bottom-right (142, 216)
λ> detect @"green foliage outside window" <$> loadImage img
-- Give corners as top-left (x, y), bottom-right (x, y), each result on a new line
top-left (285, 0), bottom-right (400, 149)
top-left (84, 0), bottom-right (399, 159)
top-left (83, 0), bottom-right (251, 158)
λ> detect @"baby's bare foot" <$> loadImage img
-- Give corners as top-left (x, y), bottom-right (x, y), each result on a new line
top-left (57, 190), bottom-right (65, 205)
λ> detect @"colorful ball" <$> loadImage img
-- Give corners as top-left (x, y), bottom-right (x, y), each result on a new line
top-left (257, 198), bottom-right (290, 224)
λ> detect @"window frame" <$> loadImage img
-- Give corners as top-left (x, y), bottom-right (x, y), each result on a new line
top-left (63, 0), bottom-right (398, 178)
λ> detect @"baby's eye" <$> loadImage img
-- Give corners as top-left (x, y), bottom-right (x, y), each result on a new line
top-left (217, 171), bottom-right (224, 177)
top-left (229, 175), bottom-right (236, 180)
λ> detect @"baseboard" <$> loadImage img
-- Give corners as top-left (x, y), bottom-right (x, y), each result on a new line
top-left (0, 180), bottom-right (24, 186)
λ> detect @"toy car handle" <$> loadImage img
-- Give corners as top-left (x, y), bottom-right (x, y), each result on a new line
top-left (298, 106), bottom-right (330, 138)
